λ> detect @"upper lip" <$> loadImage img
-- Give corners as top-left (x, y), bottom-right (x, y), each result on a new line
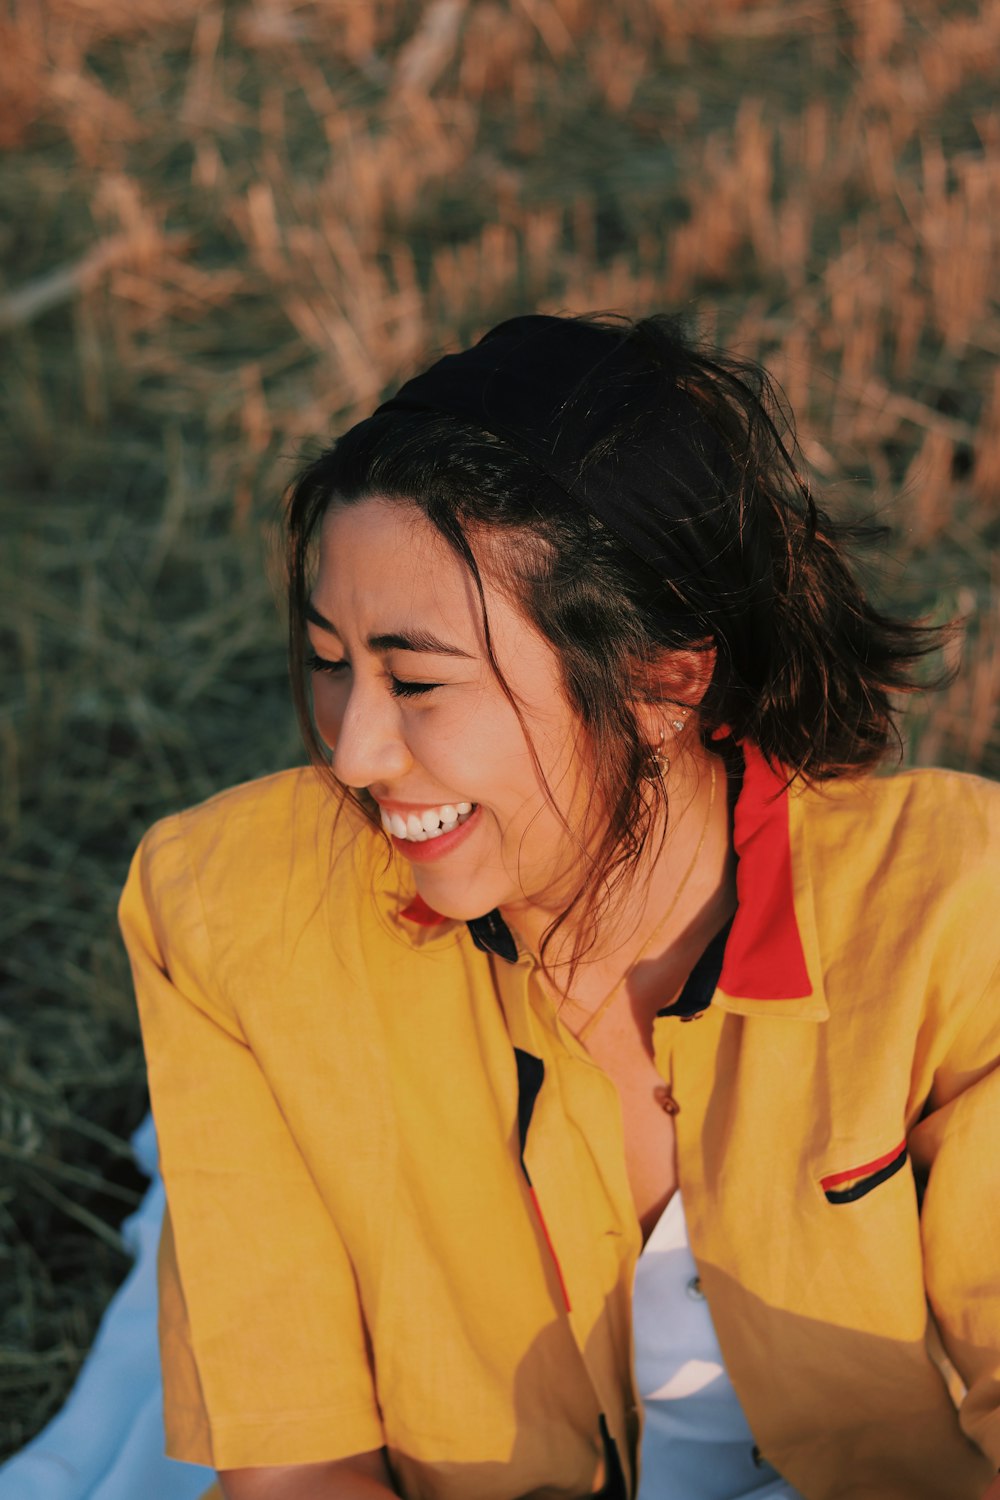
top-left (372, 796), bottom-right (471, 813)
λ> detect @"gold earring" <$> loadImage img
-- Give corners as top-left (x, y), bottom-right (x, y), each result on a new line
top-left (651, 725), bottom-right (669, 780)
top-left (650, 709), bottom-right (690, 781)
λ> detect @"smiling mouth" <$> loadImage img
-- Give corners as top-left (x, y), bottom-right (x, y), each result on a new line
top-left (379, 802), bottom-right (476, 842)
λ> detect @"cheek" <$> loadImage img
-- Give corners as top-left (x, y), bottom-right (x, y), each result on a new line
top-left (311, 678), bottom-right (345, 750)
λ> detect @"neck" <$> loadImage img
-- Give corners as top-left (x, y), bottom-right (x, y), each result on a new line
top-left (501, 747), bottom-right (736, 1011)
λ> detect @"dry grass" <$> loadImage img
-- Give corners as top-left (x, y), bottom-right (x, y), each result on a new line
top-left (2, 0), bottom-right (999, 1458)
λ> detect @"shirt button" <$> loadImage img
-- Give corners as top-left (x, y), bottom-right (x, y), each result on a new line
top-left (685, 1275), bottom-right (705, 1301)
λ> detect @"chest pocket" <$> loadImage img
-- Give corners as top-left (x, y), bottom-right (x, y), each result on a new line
top-left (819, 1139), bottom-right (908, 1203)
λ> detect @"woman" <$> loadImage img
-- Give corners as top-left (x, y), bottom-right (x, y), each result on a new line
top-left (120, 314), bottom-right (1000, 1500)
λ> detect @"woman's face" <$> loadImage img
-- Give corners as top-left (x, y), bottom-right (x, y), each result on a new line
top-left (307, 497), bottom-right (600, 923)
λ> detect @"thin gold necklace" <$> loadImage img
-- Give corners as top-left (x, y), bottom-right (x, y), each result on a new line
top-left (569, 759), bottom-right (718, 1044)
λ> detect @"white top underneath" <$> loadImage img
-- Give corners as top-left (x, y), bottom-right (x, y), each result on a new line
top-left (633, 1192), bottom-right (802, 1500)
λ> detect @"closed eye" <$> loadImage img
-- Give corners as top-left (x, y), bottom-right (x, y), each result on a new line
top-left (389, 679), bottom-right (440, 699)
top-left (305, 651), bottom-right (348, 676)
top-left (306, 652), bottom-right (439, 699)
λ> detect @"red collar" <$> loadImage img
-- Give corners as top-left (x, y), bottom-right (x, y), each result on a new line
top-left (719, 741), bottom-right (811, 1001)
top-left (400, 892), bottom-right (449, 926)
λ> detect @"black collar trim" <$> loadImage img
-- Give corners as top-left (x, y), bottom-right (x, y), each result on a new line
top-left (467, 909), bottom-right (519, 964)
top-left (657, 915), bottom-right (733, 1019)
top-left (469, 905), bottom-right (733, 1020)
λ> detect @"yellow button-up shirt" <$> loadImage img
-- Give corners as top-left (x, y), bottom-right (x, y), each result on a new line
top-left (120, 749), bottom-right (1000, 1500)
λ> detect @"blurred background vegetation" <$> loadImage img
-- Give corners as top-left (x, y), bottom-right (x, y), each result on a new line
top-left (2, 0), bottom-right (999, 1460)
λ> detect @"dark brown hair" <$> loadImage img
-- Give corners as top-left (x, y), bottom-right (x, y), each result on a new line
top-left (284, 313), bottom-right (945, 968)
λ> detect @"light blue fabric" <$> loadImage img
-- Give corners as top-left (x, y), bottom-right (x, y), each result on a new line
top-left (634, 1194), bottom-right (802, 1500)
top-left (0, 1114), bottom-right (212, 1500)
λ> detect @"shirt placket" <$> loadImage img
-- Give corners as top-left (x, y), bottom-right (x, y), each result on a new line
top-left (492, 951), bottom-right (643, 1495)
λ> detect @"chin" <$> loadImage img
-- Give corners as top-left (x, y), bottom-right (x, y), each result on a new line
top-left (414, 888), bottom-right (499, 922)
top-left (412, 872), bottom-right (510, 922)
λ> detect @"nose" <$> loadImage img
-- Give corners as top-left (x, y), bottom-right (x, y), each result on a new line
top-left (327, 679), bottom-right (413, 791)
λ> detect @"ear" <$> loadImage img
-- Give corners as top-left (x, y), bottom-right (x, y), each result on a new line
top-left (633, 643), bottom-right (716, 750)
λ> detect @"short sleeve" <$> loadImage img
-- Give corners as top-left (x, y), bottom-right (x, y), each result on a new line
top-left (910, 953), bottom-right (1000, 1469)
top-left (119, 817), bottom-right (385, 1469)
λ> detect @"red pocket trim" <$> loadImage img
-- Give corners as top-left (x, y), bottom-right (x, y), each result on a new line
top-left (820, 1139), bottom-right (907, 1191)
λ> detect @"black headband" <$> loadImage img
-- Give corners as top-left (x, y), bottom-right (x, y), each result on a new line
top-left (374, 314), bottom-right (737, 587)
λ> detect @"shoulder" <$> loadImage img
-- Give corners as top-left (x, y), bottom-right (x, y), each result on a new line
top-left (793, 765), bottom-right (1000, 880)
top-left (121, 767), bottom-right (389, 964)
top-left (147, 763), bottom-right (338, 842)
top-left (122, 768), bottom-right (469, 1056)
top-left (792, 766), bottom-right (1000, 998)
top-left (140, 764), bottom-right (371, 866)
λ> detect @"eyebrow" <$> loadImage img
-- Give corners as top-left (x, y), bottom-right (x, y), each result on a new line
top-left (304, 600), bottom-right (475, 659)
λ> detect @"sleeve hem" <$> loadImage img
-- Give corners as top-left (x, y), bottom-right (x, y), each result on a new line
top-left (166, 1402), bottom-right (386, 1470)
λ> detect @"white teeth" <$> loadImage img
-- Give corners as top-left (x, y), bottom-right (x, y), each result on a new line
top-left (382, 802), bottom-right (477, 841)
